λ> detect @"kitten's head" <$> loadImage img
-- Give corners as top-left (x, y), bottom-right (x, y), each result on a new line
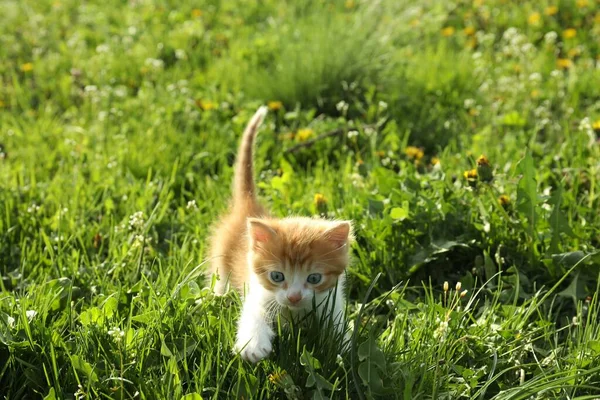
top-left (247, 217), bottom-right (353, 310)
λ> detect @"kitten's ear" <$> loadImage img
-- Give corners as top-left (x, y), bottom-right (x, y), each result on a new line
top-left (248, 218), bottom-right (277, 245)
top-left (324, 221), bottom-right (352, 248)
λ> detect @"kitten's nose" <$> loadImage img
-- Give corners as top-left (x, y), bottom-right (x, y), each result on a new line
top-left (287, 292), bottom-right (302, 304)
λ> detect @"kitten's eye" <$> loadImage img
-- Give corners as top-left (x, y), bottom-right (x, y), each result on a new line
top-left (306, 273), bottom-right (322, 284)
top-left (270, 271), bottom-right (285, 283)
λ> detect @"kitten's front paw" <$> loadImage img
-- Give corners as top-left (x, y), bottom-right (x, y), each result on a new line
top-left (235, 332), bottom-right (273, 363)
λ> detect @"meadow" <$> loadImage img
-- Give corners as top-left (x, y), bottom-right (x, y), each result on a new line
top-left (1, 0), bottom-right (600, 398)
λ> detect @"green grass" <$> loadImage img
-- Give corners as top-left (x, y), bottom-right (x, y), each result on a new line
top-left (1, 0), bottom-right (600, 398)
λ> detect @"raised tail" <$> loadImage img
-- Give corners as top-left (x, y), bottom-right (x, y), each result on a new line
top-left (233, 106), bottom-right (268, 205)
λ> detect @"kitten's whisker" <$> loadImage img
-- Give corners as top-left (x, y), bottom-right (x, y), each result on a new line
top-left (263, 248), bottom-right (282, 263)
top-left (264, 300), bottom-right (281, 322)
top-left (317, 244), bottom-right (347, 258)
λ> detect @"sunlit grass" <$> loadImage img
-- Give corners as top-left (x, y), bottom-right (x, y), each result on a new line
top-left (1, 0), bottom-right (600, 398)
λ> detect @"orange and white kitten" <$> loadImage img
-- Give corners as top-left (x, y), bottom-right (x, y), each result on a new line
top-left (209, 106), bottom-right (353, 363)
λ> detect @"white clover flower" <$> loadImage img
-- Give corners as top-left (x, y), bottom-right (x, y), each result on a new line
top-left (108, 327), bottom-right (125, 341)
top-left (529, 72), bottom-right (542, 82)
top-left (378, 100), bottom-right (388, 110)
top-left (347, 130), bottom-right (359, 139)
top-left (96, 44), bottom-right (110, 53)
top-left (186, 200), bottom-right (198, 210)
top-left (129, 211), bottom-right (145, 230)
top-left (502, 27), bottom-right (518, 41)
top-left (113, 86), bottom-right (127, 98)
top-left (7, 316), bottom-right (15, 328)
top-left (464, 98), bottom-right (475, 109)
top-left (26, 310), bottom-right (37, 321)
top-left (131, 234), bottom-right (147, 249)
top-left (336, 100), bottom-right (349, 112)
top-left (27, 204), bottom-right (41, 213)
top-left (381, 157), bottom-right (391, 166)
top-left (350, 173), bottom-right (364, 188)
top-left (578, 117), bottom-right (592, 132)
top-left (145, 58), bottom-right (164, 69)
top-left (434, 319), bottom-right (449, 340)
top-left (175, 49), bottom-right (186, 60)
top-left (544, 31), bottom-right (558, 44)
top-left (74, 384), bottom-right (85, 400)
top-left (521, 43), bottom-right (534, 54)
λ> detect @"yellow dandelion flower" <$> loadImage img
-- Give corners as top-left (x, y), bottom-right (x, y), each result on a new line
top-left (268, 101), bottom-right (283, 111)
top-left (268, 371), bottom-right (287, 384)
top-left (576, 0), bottom-right (589, 8)
top-left (499, 194), bottom-right (511, 207)
top-left (473, 0), bottom-right (484, 7)
top-left (296, 128), bottom-right (314, 142)
top-left (592, 120), bottom-right (600, 132)
top-left (531, 89), bottom-right (540, 98)
top-left (545, 6), bottom-right (558, 16)
top-left (556, 58), bottom-right (573, 69)
top-left (405, 146), bottom-right (424, 160)
top-left (476, 155), bottom-right (489, 166)
top-left (528, 12), bottom-right (541, 25)
top-left (441, 26), bottom-right (455, 37)
top-left (567, 48), bottom-right (581, 58)
top-left (463, 26), bottom-right (476, 36)
top-left (314, 193), bottom-right (327, 207)
top-left (345, 0), bottom-right (355, 9)
top-left (431, 157), bottom-right (440, 165)
top-left (563, 28), bottom-right (577, 39)
top-left (463, 169), bottom-right (478, 180)
top-left (376, 150), bottom-right (386, 158)
top-left (466, 37), bottom-right (478, 49)
top-left (20, 63), bottom-right (33, 72)
top-left (195, 99), bottom-right (217, 111)
top-left (191, 9), bottom-right (202, 18)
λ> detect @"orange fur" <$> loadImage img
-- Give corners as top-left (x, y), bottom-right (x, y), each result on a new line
top-left (208, 107), bottom-right (353, 295)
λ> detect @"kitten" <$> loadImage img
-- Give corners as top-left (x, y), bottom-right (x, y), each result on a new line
top-left (208, 106), bottom-right (353, 363)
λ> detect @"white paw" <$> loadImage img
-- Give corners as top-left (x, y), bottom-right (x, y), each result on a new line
top-left (235, 332), bottom-right (273, 363)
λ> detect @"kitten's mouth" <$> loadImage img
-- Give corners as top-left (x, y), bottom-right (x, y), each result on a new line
top-left (284, 302), bottom-right (305, 310)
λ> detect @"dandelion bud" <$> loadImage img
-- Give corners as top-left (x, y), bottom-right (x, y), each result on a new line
top-left (460, 290), bottom-right (468, 298)
top-left (443, 281), bottom-right (449, 292)
top-left (455, 282), bottom-right (462, 292)
top-left (476, 155), bottom-right (494, 182)
top-left (463, 168), bottom-right (478, 187)
top-left (498, 194), bottom-right (511, 209)
top-left (313, 193), bottom-right (327, 212)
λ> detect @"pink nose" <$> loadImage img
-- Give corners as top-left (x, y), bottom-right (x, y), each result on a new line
top-left (287, 292), bottom-right (302, 304)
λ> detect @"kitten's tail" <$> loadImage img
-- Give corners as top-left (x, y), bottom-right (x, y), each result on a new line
top-left (233, 106), bottom-right (268, 206)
